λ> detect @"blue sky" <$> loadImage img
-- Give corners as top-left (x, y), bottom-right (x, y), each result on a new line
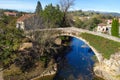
top-left (0, 0), bottom-right (120, 13)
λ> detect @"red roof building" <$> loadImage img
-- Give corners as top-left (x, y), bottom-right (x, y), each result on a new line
top-left (4, 12), bottom-right (17, 17)
top-left (17, 14), bottom-right (34, 22)
top-left (16, 14), bottom-right (34, 30)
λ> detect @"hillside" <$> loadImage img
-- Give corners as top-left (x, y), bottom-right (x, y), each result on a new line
top-left (70, 10), bottom-right (120, 17)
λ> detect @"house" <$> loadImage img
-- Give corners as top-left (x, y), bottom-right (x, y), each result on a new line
top-left (4, 12), bottom-right (17, 17)
top-left (97, 23), bottom-right (112, 34)
top-left (97, 19), bottom-right (112, 34)
top-left (16, 14), bottom-right (34, 30)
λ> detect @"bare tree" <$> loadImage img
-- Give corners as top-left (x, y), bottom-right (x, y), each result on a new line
top-left (60, 0), bottom-right (74, 12)
top-left (24, 15), bottom-right (45, 30)
top-left (24, 14), bottom-right (59, 58)
top-left (59, 0), bottom-right (75, 27)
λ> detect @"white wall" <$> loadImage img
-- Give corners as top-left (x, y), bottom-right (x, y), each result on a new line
top-left (16, 21), bottom-right (25, 30)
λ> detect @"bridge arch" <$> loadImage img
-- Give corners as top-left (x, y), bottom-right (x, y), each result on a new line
top-left (25, 27), bottom-right (120, 62)
top-left (55, 33), bottom-right (103, 62)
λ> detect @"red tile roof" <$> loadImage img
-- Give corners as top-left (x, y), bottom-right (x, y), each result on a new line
top-left (17, 14), bottom-right (34, 22)
top-left (4, 12), bottom-right (17, 16)
top-left (98, 23), bottom-right (106, 26)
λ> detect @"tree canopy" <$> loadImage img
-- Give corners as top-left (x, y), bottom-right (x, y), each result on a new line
top-left (41, 4), bottom-right (64, 28)
top-left (0, 26), bottom-right (24, 67)
top-left (35, 1), bottom-right (42, 15)
top-left (59, 0), bottom-right (75, 27)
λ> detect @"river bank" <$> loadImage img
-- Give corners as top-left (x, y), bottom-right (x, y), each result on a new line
top-left (2, 36), bottom-right (106, 80)
top-left (31, 36), bottom-right (105, 80)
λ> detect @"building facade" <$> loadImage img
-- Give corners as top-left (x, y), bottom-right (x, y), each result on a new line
top-left (16, 14), bottom-right (34, 30)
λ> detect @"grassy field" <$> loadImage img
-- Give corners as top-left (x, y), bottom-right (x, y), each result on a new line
top-left (80, 33), bottom-right (120, 59)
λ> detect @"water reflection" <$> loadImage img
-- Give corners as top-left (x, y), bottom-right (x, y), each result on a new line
top-left (55, 37), bottom-right (95, 80)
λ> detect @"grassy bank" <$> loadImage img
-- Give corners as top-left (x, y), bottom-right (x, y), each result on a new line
top-left (80, 33), bottom-right (120, 59)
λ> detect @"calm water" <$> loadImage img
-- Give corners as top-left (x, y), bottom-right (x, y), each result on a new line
top-left (55, 37), bottom-right (95, 80)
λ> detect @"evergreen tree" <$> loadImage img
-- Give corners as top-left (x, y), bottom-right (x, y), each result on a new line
top-left (41, 4), bottom-right (63, 28)
top-left (111, 18), bottom-right (119, 37)
top-left (35, 1), bottom-right (42, 15)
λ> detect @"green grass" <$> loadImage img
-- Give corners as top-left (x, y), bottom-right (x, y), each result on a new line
top-left (80, 33), bottom-right (120, 59)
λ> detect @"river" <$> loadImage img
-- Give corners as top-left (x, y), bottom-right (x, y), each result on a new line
top-left (54, 37), bottom-right (96, 80)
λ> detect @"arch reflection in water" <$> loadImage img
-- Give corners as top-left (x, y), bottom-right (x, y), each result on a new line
top-left (55, 37), bottom-right (95, 80)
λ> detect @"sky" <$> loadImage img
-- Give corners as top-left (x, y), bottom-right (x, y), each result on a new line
top-left (0, 0), bottom-right (120, 13)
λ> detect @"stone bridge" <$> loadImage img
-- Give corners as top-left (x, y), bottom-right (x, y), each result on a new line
top-left (25, 27), bottom-right (120, 62)
top-left (25, 27), bottom-right (120, 80)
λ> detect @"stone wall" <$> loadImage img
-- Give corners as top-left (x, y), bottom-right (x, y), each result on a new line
top-left (25, 27), bottom-right (120, 80)
top-left (94, 52), bottom-right (120, 80)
